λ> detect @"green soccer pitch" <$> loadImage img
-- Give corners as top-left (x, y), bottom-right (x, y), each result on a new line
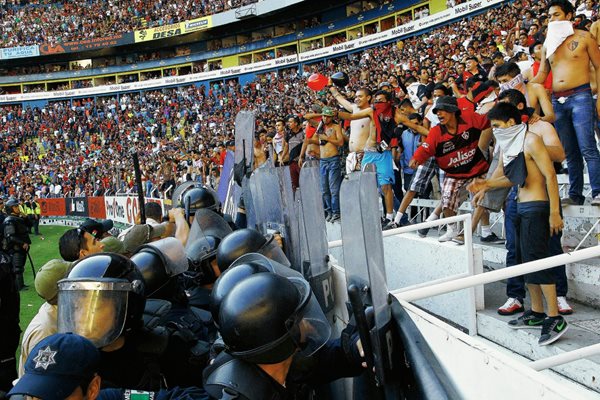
top-left (18, 225), bottom-right (71, 333)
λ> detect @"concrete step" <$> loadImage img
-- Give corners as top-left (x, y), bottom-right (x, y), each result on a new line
top-left (478, 281), bottom-right (600, 394)
top-left (472, 238), bottom-right (600, 311)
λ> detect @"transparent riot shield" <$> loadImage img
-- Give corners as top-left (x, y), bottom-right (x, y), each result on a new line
top-left (340, 169), bottom-right (398, 390)
top-left (186, 209), bottom-right (233, 253)
top-left (234, 111), bottom-right (255, 176)
top-left (298, 161), bottom-right (334, 313)
top-left (248, 166), bottom-right (301, 271)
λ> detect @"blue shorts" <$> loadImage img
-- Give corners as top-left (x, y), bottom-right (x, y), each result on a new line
top-left (362, 150), bottom-right (395, 186)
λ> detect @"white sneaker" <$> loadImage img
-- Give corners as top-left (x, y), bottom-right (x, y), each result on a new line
top-left (438, 228), bottom-right (457, 242)
top-left (592, 195), bottom-right (600, 206)
top-left (557, 296), bottom-right (573, 315)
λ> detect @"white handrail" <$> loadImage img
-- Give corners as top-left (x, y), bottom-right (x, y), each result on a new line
top-left (392, 246), bottom-right (600, 302)
top-left (327, 213), bottom-right (472, 249)
top-left (529, 343), bottom-right (600, 371)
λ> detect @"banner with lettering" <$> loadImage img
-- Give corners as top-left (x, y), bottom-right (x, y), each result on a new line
top-left (65, 197), bottom-right (89, 217)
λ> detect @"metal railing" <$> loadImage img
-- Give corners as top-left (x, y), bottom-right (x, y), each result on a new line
top-left (328, 215), bottom-right (600, 372)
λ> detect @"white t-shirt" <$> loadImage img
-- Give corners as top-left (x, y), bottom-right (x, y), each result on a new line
top-left (19, 303), bottom-right (57, 377)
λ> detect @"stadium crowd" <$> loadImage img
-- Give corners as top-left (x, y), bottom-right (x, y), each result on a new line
top-left (0, 0), bottom-right (261, 48)
top-left (1, 0), bottom-right (598, 203)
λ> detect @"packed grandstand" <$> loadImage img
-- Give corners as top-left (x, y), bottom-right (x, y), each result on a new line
top-left (4, 0), bottom-right (596, 201)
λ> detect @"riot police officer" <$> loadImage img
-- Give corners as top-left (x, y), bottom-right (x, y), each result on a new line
top-left (2, 197), bottom-right (32, 290)
top-left (204, 254), bottom-right (365, 399)
top-left (182, 209), bottom-right (232, 310)
top-left (57, 253), bottom-right (210, 390)
top-left (0, 198), bottom-right (25, 394)
top-left (176, 183), bottom-right (237, 230)
top-left (215, 228), bottom-right (290, 272)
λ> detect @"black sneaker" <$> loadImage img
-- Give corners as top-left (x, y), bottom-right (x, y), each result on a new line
top-left (508, 310), bottom-right (546, 329)
top-left (417, 227), bottom-right (430, 238)
top-left (561, 197), bottom-right (583, 206)
top-left (539, 316), bottom-right (569, 346)
top-left (480, 233), bottom-right (505, 244)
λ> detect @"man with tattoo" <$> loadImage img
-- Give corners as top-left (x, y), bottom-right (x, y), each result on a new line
top-left (308, 107), bottom-right (344, 222)
top-left (531, 0), bottom-right (600, 206)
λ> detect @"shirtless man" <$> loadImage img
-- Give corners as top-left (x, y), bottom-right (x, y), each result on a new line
top-left (253, 130), bottom-right (268, 169)
top-left (531, 0), bottom-right (600, 206)
top-left (328, 85), bottom-right (372, 174)
top-left (468, 102), bottom-right (567, 346)
top-left (474, 89), bottom-right (571, 316)
top-left (307, 107), bottom-right (344, 222)
top-left (337, 91), bottom-right (400, 227)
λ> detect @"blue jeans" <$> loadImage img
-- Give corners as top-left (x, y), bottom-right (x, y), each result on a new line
top-left (320, 156), bottom-right (342, 215)
top-left (552, 88), bottom-right (600, 201)
top-left (504, 187), bottom-right (568, 299)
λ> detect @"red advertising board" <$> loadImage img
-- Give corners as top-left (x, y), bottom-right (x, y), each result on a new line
top-left (39, 198), bottom-right (67, 216)
top-left (88, 197), bottom-right (107, 219)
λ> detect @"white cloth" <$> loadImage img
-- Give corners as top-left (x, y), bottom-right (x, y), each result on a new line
top-left (346, 152), bottom-right (359, 175)
top-left (493, 123), bottom-right (527, 166)
top-left (544, 21), bottom-right (574, 59)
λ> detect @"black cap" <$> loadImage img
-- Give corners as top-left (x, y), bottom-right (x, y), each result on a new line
top-left (433, 96), bottom-right (460, 114)
top-left (80, 218), bottom-right (113, 238)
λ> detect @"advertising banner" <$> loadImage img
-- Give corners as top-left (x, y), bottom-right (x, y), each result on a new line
top-left (39, 198), bottom-right (66, 217)
top-left (88, 196), bottom-right (107, 219)
top-left (65, 197), bottom-right (89, 217)
top-left (0, 45), bottom-right (39, 60)
top-left (135, 16), bottom-right (212, 43)
top-left (104, 196), bottom-right (164, 225)
top-left (38, 32), bottom-right (133, 55)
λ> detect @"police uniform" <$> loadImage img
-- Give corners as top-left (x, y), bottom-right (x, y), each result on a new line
top-left (58, 253), bottom-right (212, 391)
top-left (0, 250), bottom-right (19, 393)
top-left (204, 262), bottom-right (364, 400)
top-left (2, 201), bottom-right (32, 290)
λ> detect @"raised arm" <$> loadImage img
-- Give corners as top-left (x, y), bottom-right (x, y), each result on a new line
top-left (337, 107), bottom-right (372, 121)
top-left (329, 86), bottom-right (354, 112)
top-left (530, 45), bottom-right (550, 85)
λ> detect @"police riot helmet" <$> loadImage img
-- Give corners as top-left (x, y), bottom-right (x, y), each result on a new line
top-left (5, 197), bottom-right (19, 208)
top-left (57, 253), bottom-right (146, 348)
top-left (209, 257), bottom-right (271, 326)
top-left (181, 186), bottom-right (220, 217)
top-left (186, 235), bottom-right (222, 285)
top-left (5, 197), bottom-right (19, 214)
top-left (219, 272), bottom-right (331, 364)
top-left (216, 229), bottom-right (290, 271)
top-left (131, 237), bottom-right (188, 298)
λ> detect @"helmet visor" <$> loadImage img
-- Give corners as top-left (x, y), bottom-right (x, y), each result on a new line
top-left (287, 277), bottom-right (331, 358)
top-left (57, 279), bottom-right (130, 348)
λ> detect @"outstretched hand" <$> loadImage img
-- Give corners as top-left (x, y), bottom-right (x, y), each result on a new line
top-left (467, 178), bottom-right (488, 194)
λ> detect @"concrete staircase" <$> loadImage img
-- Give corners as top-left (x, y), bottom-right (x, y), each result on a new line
top-left (464, 224), bottom-right (600, 395)
top-left (326, 200), bottom-right (600, 395)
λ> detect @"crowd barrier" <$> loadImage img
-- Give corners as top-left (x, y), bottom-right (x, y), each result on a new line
top-left (39, 196), bottom-right (164, 225)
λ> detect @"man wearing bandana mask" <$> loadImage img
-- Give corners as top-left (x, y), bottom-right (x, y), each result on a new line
top-left (468, 102), bottom-right (568, 346)
top-left (531, 0), bottom-right (600, 206)
top-left (337, 91), bottom-right (401, 228)
top-left (494, 62), bottom-right (555, 123)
